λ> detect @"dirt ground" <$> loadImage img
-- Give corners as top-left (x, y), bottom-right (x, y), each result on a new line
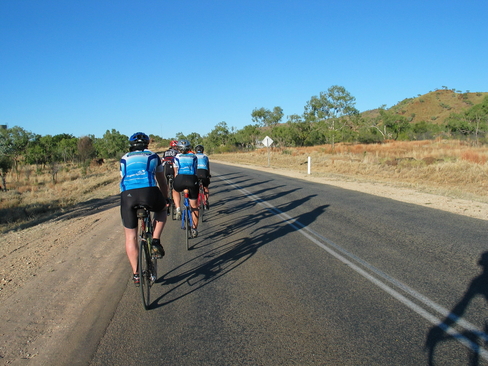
top-left (0, 161), bottom-right (487, 364)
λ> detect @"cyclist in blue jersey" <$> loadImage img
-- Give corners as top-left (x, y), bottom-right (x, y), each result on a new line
top-left (120, 132), bottom-right (168, 285)
top-left (195, 144), bottom-right (211, 209)
top-left (173, 139), bottom-right (199, 238)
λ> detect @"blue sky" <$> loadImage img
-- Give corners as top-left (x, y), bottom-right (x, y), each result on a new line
top-left (1, 0), bottom-right (487, 140)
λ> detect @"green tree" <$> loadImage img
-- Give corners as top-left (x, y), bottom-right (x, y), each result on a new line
top-left (445, 96), bottom-right (488, 142)
top-left (409, 121), bottom-right (442, 140)
top-left (234, 124), bottom-right (261, 149)
top-left (57, 136), bottom-right (78, 163)
top-left (466, 99), bottom-right (488, 143)
top-left (271, 124), bottom-right (290, 147)
top-left (304, 85), bottom-right (359, 148)
top-left (369, 108), bottom-right (410, 141)
top-left (38, 135), bottom-right (57, 165)
top-left (24, 134), bottom-right (46, 167)
top-left (95, 129), bottom-right (128, 159)
top-left (286, 114), bottom-right (313, 146)
top-left (381, 110), bottom-right (411, 140)
top-left (251, 106), bottom-right (284, 135)
top-left (205, 121), bottom-right (232, 152)
top-left (175, 132), bottom-right (188, 141)
top-left (0, 155), bottom-right (13, 190)
top-left (0, 126), bottom-right (34, 173)
top-left (186, 132), bottom-right (203, 148)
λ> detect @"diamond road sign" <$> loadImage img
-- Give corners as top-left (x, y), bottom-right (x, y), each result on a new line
top-left (262, 136), bottom-right (273, 147)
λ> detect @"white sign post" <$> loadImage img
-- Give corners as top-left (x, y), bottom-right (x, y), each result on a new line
top-left (262, 136), bottom-right (274, 167)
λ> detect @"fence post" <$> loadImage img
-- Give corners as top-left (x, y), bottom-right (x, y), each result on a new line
top-left (308, 156), bottom-right (311, 174)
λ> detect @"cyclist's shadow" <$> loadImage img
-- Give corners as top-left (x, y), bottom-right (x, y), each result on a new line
top-left (425, 251), bottom-right (488, 366)
top-left (151, 204), bottom-right (329, 309)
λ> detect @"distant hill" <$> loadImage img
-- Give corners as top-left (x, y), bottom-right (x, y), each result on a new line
top-left (361, 88), bottom-right (488, 125)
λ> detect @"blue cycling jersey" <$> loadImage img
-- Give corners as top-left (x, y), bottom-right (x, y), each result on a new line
top-left (174, 153), bottom-right (197, 175)
top-left (196, 153), bottom-right (210, 170)
top-left (120, 150), bottom-right (164, 192)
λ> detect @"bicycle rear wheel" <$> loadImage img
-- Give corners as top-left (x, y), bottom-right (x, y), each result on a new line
top-left (185, 206), bottom-right (190, 250)
top-left (171, 200), bottom-right (176, 220)
top-left (168, 178), bottom-right (177, 220)
top-left (139, 240), bottom-right (151, 310)
top-left (198, 186), bottom-right (205, 223)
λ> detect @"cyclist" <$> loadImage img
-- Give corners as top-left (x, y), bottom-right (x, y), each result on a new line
top-left (194, 144), bottom-right (211, 209)
top-left (161, 140), bottom-right (180, 205)
top-left (173, 139), bottom-right (199, 238)
top-left (161, 140), bottom-right (178, 180)
top-left (120, 132), bottom-right (168, 285)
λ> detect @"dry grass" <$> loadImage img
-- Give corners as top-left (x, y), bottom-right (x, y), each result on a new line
top-left (211, 140), bottom-right (488, 202)
top-left (362, 89), bottom-right (488, 125)
top-left (2, 140), bottom-right (487, 232)
top-left (0, 159), bottom-right (120, 232)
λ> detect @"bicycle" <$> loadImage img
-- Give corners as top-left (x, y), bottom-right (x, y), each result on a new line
top-left (167, 174), bottom-right (177, 220)
top-left (197, 178), bottom-right (207, 222)
top-left (180, 191), bottom-right (193, 250)
top-left (135, 205), bottom-right (158, 310)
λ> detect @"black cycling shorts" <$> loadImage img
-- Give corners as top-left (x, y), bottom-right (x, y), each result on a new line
top-left (173, 174), bottom-right (198, 200)
top-left (197, 169), bottom-right (210, 188)
top-left (120, 186), bottom-right (166, 229)
top-left (163, 162), bottom-right (174, 181)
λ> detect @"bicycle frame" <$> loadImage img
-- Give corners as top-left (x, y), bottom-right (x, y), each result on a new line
top-left (180, 191), bottom-right (193, 250)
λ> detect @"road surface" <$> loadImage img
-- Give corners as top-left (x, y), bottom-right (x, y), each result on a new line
top-left (92, 163), bottom-right (488, 365)
top-left (1, 162), bottom-right (487, 365)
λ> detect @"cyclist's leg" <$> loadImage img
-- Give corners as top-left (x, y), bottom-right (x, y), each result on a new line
top-left (149, 188), bottom-right (167, 257)
top-left (187, 179), bottom-right (200, 230)
top-left (173, 188), bottom-right (181, 209)
top-left (153, 209), bottom-right (167, 239)
top-left (190, 198), bottom-right (199, 228)
top-left (173, 175), bottom-right (185, 218)
top-left (121, 190), bottom-right (140, 275)
top-left (124, 227), bottom-right (138, 274)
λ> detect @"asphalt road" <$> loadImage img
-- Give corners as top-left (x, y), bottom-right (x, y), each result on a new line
top-left (89, 162), bottom-right (488, 365)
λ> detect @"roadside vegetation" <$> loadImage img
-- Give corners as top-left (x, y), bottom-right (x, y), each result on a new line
top-left (1, 86), bottom-right (487, 231)
top-left (211, 139), bottom-right (488, 202)
top-left (0, 158), bottom-right (120, 232)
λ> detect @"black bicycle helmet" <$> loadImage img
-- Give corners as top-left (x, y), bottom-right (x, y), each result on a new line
top-left (177, 139), bottom-right (192, 153)
top-left (195, 144), bottom-right (204, 153)
top-left (129, 132), bottom-right (150, 151)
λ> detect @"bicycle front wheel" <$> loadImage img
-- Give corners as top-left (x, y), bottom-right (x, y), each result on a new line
top-left (151, 251), bottom-right (158, 283)
top-left (139, 240), bottom-right (151, 310)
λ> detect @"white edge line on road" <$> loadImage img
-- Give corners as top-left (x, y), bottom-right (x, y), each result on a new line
top-left (217, 174), bottom-right (488, 360)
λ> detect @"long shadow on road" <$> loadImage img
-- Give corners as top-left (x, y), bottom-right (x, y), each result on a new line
top-left (151, 200), bottom-right (329, 309)
top-left (425, 251), bottom-right (488, 366)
